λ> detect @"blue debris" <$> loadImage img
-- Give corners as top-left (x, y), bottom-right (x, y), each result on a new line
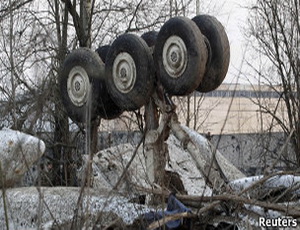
top-left (144, 194), bottom-right (191, 229)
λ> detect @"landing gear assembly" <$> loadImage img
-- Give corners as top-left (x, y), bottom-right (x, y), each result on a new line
top-left (60, 15), bottom-right (230, 123)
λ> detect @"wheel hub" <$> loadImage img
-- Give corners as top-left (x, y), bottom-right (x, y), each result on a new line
top-left (67, 66), bottom-right (90, 107)
top-left (112, 52), bottom-right (136, 93)
top-left (162, 35), bottom-right (187, 78)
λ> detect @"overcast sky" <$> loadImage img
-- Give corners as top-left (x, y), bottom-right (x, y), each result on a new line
top-left (200, 0), bottom-right (254, 84)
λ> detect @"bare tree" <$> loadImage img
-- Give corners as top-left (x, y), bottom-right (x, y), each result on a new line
top-left (0, 0), bottom-right (197, 187)
top-left (247, 0), bottom-right (300, 167)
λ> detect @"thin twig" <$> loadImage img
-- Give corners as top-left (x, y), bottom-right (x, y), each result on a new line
top-left (92, 133), bottom-right (146, 230)
top-left (134, 184), bottom-right (300, 217)
top-left (0, 0), bottom-right (34, 21)
top-left (238, 170), bottom-right (298, 196)
top-left (112, 132), bottom-right (146, 190)
top-left (125, 0), bottom-right (143, 33)
top-left (0, 162), bottom-right (9, 230)
top-left (147, 212), bottom-right (196, 230)
top-left (269, 128), bottom-right (295, 170)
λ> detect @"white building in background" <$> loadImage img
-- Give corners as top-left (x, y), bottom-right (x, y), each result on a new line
top-left (180, 83), bottom-right (286, 134)
top-left (99, 83), bottom-right (286, 135)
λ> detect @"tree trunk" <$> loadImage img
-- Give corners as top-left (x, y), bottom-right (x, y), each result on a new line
top-left (145, 98), bottom-right (162, 184)
top-left (52, 0), bottom-right (72, 186)
top-left (80, 0), bottom-right (91, 47)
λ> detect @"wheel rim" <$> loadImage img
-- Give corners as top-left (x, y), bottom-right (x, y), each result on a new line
top-left (112, 52), bottom-right (136, 94)
top-left (67, 66), bottom-right (90, 107)
top-left (162, 35), bottom-right (188, 78)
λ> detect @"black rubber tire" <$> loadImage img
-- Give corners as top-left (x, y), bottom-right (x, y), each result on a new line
top-left (60, 48), bottom-right (104, 123)
top-left (141, 31), bottom-right (158, 47)
top-left (95, 45), bottom-right (123, 119)
top-left (192, 15), bottom-right (230, 93)
top-left (153, 16), bottom-right (208, 96)
top-left (95, 45), bottom-right (110, 64)
top-left (105, 33), bottom-right (154, 111)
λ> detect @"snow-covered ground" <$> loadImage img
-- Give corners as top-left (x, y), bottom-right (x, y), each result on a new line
top-left (1, 128), bottom-right (299, 229)
top-left (0, 132), bottom-right (211, 229)
top-left (0, 187), bottom-right (155, 229)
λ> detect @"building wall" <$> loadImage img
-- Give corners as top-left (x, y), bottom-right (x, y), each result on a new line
top-left (99, 84), bottom-right (287, 135)
top-left (174, 95), bottom-right (286, 134)
top-left (209, 132), bottom-right (295, 175)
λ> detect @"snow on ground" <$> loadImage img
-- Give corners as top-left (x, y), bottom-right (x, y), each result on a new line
top-left (0, 187), bottom-right (155, 229)
top-left (0, 132), bottom-right (211, 228)
top-left (8, 129), bottom-right (300, 229)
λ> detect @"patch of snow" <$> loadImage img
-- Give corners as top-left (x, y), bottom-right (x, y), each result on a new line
top-left (0, 128), bottom-right (45, 187)
top-left (230, 174), bottom-right (300, 195)
top-left (0, 187), bottom-right (156, 229)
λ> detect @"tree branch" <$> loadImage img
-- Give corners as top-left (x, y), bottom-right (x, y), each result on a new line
top-left (125, 0), bottom-right (143, 33)
top-left (61, 0), bottom-right (82, 44)
top-left (0, 0), bottom-right (34, 21)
